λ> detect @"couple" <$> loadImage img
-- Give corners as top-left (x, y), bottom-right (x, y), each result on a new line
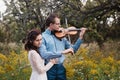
top-left (24, 13), bottom-right (87, 80)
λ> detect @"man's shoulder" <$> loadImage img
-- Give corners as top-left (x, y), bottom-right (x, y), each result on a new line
top-left (42, 31), bottom-right (52, 40)
top-left (42, 32), bottom-right (50, 36)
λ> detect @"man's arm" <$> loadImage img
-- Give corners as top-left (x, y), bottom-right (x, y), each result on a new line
top-left (65, 27), bottom-right (87, 53)
top-left (64, 38), bottom-right (83, 53)
top-left (39, 44), bottom-right (62, 59)
top-left (39, 38), bottom-right (74, 59)
top-left (72, 38), bottom-right (83, 52)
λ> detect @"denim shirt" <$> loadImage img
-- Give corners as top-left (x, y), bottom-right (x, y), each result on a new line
top-left (39, 29), bottom-right (83, 64)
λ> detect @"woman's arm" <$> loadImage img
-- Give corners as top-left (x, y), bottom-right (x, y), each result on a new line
top-left (29, 50), bottom-right (54, 74)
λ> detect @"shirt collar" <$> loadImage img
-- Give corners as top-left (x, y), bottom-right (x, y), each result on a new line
top-left (45, 29), bottom-right (62, 40)
top-left (45, 29), bottom-right (53, 34)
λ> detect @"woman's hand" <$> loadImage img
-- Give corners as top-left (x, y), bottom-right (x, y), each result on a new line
top-left (50, 58), bottom-right (58, 64)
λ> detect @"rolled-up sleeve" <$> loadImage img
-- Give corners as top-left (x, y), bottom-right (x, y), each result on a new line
top-left (72, 38), bottom-right (83, 53)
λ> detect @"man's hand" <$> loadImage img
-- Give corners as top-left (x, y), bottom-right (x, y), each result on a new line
top-left (62, 48), bottom-right (74, 55)
top-left (79, 27), bottom-right (87, 39)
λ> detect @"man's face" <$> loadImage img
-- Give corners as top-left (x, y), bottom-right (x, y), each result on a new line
top-left (50, 17), bottom-right (61, 31)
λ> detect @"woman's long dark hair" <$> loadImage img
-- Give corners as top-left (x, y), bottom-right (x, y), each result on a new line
top-left (24, 29), bottom-right (41, 53)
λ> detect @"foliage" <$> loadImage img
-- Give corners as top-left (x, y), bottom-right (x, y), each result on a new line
top-left (0, 42), bottom-right (23, 54)
top-left (0, 0), bottom-right (120, 47)
top-left (64, 43), bottom-right (120, 80)
top-left (0, 0), bottom-right (120, 79)
top-left (0, 41), bottom-right (119, 80)
top-left (59, 0), bottom-right (120, 47)
top-left (0, 50), bottom-right (31, 80)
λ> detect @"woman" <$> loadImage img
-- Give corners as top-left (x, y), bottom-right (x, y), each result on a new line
top-left (24, 29), bottom-right (57, 80)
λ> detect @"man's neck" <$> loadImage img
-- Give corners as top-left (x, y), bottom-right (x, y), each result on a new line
top-left (48, 27), bottom-right (53, 31)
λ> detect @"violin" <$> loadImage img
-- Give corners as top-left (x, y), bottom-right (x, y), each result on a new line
top-left (54, 26), bottom-right (88, 39)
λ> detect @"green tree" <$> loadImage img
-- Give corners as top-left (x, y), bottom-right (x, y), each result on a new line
top-left (1, 0), bottom-right (120, 47)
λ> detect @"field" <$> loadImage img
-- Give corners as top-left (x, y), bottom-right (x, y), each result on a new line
top-left (0, 41), bottom-right (120, 80)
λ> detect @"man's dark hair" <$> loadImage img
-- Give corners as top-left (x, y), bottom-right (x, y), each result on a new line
top-left (45, 13), bottom-right (60, 27)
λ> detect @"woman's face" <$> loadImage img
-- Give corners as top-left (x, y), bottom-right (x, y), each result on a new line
top-left (33, 34), bottom-right (42, 48)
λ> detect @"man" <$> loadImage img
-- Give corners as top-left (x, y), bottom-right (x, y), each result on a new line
top-left (39, 13), bottom-right (86, 80)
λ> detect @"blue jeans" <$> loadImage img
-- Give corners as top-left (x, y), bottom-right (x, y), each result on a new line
top-left (47, 64), bottom-right (66, 80)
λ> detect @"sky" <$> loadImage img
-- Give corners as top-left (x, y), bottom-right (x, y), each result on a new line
top-left (0, 0), bottom-right (6, 20)
top-left (0, 0), bottom-right (6, 13)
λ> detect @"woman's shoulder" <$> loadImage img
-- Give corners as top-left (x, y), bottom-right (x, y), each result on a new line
top-left (28, 50), bottom-right (38, 55)
top-left (28, 50), bottom-right (40, 59)
top-left (29, 49), bottom-right (36, 52)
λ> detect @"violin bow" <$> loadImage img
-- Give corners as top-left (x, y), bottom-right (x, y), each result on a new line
top-left (65, 18), bottom-right (74, 47)
top-left (65, 18), bottom-right (71, 44)
top-left (65, 18), bottom-right (74, 55)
